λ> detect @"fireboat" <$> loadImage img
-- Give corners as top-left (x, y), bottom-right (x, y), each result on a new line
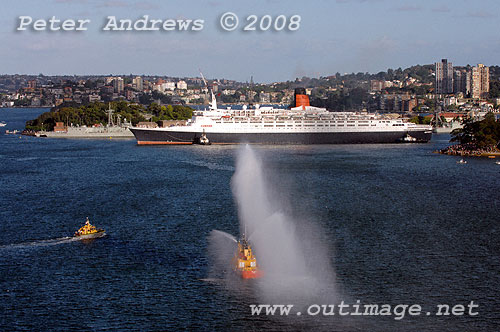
top-left (233, 236), bottom-right (263, 279)
top-left (74, 217), bottom-right (106, 239)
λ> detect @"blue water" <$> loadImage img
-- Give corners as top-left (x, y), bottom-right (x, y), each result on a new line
top-left (0, 108), bottom-right (499, 331)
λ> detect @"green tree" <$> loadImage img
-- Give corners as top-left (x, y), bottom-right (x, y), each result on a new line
top-left (25, 101), bottom-right (147, 130)
top-left (451, 112), bottom-right (500, 148)
top-left (489, 80), bottom-right (500, 98)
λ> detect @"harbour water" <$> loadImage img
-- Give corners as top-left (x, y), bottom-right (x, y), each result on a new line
top-left (0, 108), bottom-right (499, 331)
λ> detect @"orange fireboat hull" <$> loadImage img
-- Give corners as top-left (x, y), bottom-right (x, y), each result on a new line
top-left (241, 269), bottom-right (263, 279)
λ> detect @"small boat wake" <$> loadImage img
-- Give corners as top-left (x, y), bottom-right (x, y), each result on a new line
top-left (1, 218), bottom-right (106, 252)
top-left (0, 236), bottom-right (80, 251)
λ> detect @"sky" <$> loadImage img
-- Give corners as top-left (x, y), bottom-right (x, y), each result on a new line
top-left (1, 0), bottom-right (499, 82)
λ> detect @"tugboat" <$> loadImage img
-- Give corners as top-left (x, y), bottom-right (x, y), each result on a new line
top-left (399, 133), bottom-right (418, 142)
top-left (197, 130), bottom-right (211, 145)
top-left (233, 236), bottom-right (263, 279)
top-left (74, 217), bottom-right (106, 239)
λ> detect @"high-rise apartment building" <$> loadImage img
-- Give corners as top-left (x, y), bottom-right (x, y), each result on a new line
top-left (113, 77), bottom-right (124, 94)
top-left (435, 59), bottom-right (454, 94)
top-left (132, 76), bottom-right (143, 91)
top-left (471, 64), bottom-right (489, 99)
top-left (453, 69), bottom-right (471, 96)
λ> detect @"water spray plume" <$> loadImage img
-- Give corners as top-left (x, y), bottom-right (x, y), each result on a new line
top-left (209, 145), bottom-right (339, 308)
top-left (211, 230), bottom-right (237, 243)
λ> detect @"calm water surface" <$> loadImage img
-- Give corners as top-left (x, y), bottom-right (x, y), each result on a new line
top-left (0, 108), bottom-right (499, 331)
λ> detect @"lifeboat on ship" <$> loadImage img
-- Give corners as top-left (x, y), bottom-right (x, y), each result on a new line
top-left (73, 217), bottom-right (106, 239)
top-left (233, 237), bottom-right (263, 279)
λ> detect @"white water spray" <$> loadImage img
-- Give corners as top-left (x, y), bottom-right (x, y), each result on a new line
top-left (209, 145), bottom-right (339, 307)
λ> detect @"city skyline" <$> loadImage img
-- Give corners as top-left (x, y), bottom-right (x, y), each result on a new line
top-left (1, 0), bottom-right (500, 82)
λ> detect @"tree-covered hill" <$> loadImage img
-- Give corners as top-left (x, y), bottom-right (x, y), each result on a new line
top-left (25, 101), bottom-right (193, 131)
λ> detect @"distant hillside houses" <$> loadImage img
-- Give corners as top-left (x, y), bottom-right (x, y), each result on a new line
top-left (1, 62), bottom-right (499, 111)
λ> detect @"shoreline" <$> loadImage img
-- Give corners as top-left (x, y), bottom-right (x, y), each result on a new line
top-left (438, 150), bottom-right (500, 157)
top-left (438, 144), bottom-right (500, 158)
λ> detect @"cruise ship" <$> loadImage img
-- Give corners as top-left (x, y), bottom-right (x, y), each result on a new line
top-left (130, 89), bottom-right (432, 145)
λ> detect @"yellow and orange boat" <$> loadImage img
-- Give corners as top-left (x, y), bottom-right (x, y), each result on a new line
top-left (233, 237), bottom-right (263, 279)
top-left (74, 217), bottom-right (106, 239)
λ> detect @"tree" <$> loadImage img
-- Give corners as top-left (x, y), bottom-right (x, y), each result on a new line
top-left (147, 103), bottom-right (162, 116)
top-left (139, 93), bottom-right (153, 105)
top-left (84, 80), bottom-right (97, 89)
top-left (489, 80), bottom-right (500, 98)
top-left (151, 90), bottom-right (172, 104)
top-left (25, 101), bottom-right (147, 130)
top-left (451, 117), bottom-right (476, 145)
top-left (151, 104), bottom-right (193, 122)
top-left (451, 113), bottom-right (500, 148)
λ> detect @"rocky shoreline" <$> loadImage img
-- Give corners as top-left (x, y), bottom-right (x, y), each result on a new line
top-left (438, 143), bottom-right (500, 157)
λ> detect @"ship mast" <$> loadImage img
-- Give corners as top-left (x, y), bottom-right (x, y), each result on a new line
top-left (200, 70), bottom-right (217, 111)
top-left (106, 102), bottom-right (114, 127)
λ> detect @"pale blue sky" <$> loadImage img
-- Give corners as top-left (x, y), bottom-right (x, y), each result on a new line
top-left (1, 0), bottom-right (499, 82)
